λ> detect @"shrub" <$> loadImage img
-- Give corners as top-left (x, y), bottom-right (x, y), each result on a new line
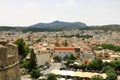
top-left (47, 73), bottom-right (57, 80)
top-left (91, 75), bottom-right (103, 80)
top-left (30, 69), bottom-right (41, 79)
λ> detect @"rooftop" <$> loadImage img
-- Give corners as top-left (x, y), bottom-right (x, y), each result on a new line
top-left (55, 47), bottom-right (75, 50)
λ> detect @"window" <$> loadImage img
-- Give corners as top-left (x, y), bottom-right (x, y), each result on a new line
top-left (115, 58), bottom-right (117, 61)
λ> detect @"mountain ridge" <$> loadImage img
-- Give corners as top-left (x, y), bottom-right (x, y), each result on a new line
top-left (29, 20), bottom-right (87, 29)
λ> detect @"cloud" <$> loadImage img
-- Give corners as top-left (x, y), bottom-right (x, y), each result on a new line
top-left (0, 0), bottom-right (119, 26)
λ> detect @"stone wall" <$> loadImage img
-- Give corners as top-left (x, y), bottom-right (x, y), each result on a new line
top-left (0, 41), bottom-right (21, 80)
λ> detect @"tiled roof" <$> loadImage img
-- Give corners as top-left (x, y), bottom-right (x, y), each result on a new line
top-left (55, 47), bottom-right (75, 50)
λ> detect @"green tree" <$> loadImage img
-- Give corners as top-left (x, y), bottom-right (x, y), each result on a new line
top-left (30, 69), bottom-right (41, 79)
top-left (95, 59), bottom-right (103, 70)
top-left (53, 55), bottom-right (61, 62)
top-left (102, 65), bottom-right (117, 80)
top-left (55, 42), bottom-right (60, 47)
top-left (109, 61), bottom-right (117, 68)
top-left (65, 60), bottom-right (74, 67)
top-left (91, 75), bottom-right (103, 80)
top-left (102, 62), bottom-right (110, 68)
top-left (21, 60), bottom-right (29, 69)
top-left (64, 40), bottom-right (68, 47)
top-left (87, 59), bottom-right (102, 70)
top-left (15, 38), bottom-right (28, 59)
top-left (47, 73), bottom-right (57, 80)
top-left (101, 44), bottom-right (120, 52)
top-left (115, 60), bottom-right (120, 69)
top-left (73, 64), bottom-right (79, 70)
top-left (28, 49), bottom-right (37, 72)
top-left (69, 54), bottom-right (76, 61)
top-left (79, 64), bottom-right (87, 70)
top-left (63, 54), bottom-right (76, 61)
top-left (63, 54), bottom-right (69, 61)
top-left (102, 65), bottom-right (114, 73)
top-left (87, 61), bottom-right (94, 70)
top-left (76, 33), bottom-right (80, 38)
top-left (106, 69), bottom-right (117, 80)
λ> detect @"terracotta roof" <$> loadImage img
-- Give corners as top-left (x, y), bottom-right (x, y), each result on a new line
top-left (55, 47), bottom-right (75, 50)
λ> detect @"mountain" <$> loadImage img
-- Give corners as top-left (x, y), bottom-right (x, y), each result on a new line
top-left (29, 20), bottom-right (87, 29)
top-left (86, 24), bottom-right (120, 31)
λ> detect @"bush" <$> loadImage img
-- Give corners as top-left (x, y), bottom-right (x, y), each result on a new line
top-left (102, 65), bottom-right (114, 73)
top-left (47, 73), bottom-right (57, 80)
top-left (106, 69), bottom-right (117, 80)
top-left (65, 60), bottom-right (74, 67)
top-left (53, 55), bottom-right (61, 62)
top-left (91, 75), bottom-right (103, 80)
top-left (87, 59), bottom-right (103, 70)
top-left (21, 60), bottom-right (29, 69)
top-left (63, 54), bottom-right (77, 61)
top-left (30, 69), bottom-right (41, 79)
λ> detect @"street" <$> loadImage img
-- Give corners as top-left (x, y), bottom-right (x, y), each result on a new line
top-left (41, 62), bottom-right (62, 75)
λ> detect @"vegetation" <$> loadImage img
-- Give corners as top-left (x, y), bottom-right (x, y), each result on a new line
top-left (64, 40), bottom-right (68, 47)
top-left (15, 38), bottom-right (30, 59)
top-left (62, 34), bottom-right (93, 39)
top-left (20, 60), bottom-right (29, 69)
top-left (100, 44), bottom-right (120, 52)
top-left (102, 66), bottom-right (114, 73)
top-left (72, 64), bottom-right (82, 70)
top-left (28, 49), bottom-right (37, 72)
top-left (64, 58), bottom-right (120, 74)
top-left (53, 55), bottom-right (62, 62)
top-left (65, 59), bottom-right (119, 80)
top-left (87, 59), bottom-right (103, 70)
top-left (63, 54), bottom-right (76, 61)
top-left (55, 42), bottom-right (61, 47)
top-left (23, 28), bottom-right (61, 32)
top-left (102, 65), bottom-right (117, 80)
top-left (30, 69), bottom-right (41, 79)
top-left (0, 26), bottom-right (16, 31)
top-left (78, 34), bottom-right (93, 39)
top-left (65, 60), bottom-right (74, 67)
top-left (86, 25), bottom-right (120, 31)
top-left (79, 64), bottom-right (87, 70)
top-left (47, 73), bottom-right (57, 80)
top-left (36, 38), bottom-right (42, 43)
top-left (91, 75), bottom-right (103, 80)
top-left (106, 69), bottom-right (117, 80)
top-left (0, 25), bottom-right (120, 32)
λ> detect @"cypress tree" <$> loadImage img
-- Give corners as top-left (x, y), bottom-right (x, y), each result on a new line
top-left (28, 49), bottom-right (37, 72)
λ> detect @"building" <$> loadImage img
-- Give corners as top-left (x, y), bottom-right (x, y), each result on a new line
top-left (110, 54), bottom-right (120, 61)
top-left (32, 44), bottom-right (51, 66)
top-left (54, 47), bottom-right (80, 60)
top-left (0, 41), bottom-right (20, 80)
top-left (80, 52), bottom-right (95, 64)
top-left (36, 48), bottom-right (51, 66)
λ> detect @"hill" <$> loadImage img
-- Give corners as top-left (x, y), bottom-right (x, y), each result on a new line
top-left (86, 25), bottom-right (120, 31)
top-left (29, 20), bottom-right (87, 29)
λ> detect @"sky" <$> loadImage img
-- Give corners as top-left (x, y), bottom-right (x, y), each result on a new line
top-left (0, 0), bottom-right (120, 26)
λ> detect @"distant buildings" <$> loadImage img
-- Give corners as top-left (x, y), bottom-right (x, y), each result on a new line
top-left (1, 29), bottom-right (120, 71)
